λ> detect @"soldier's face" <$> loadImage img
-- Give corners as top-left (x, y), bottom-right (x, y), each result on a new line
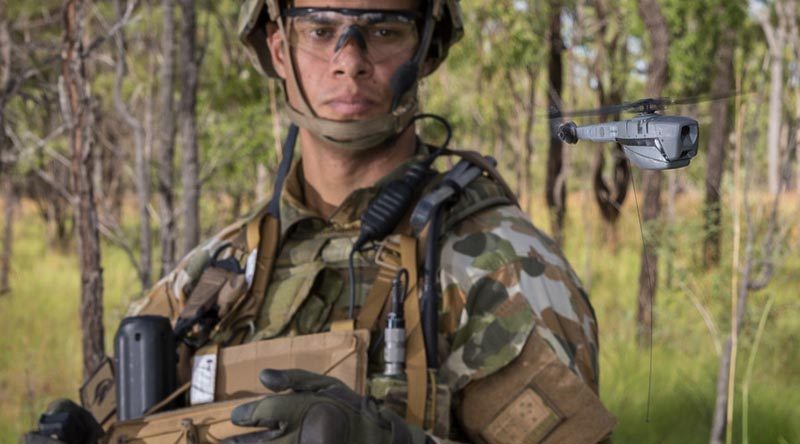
top-left (268, 0), bottom-right (420, 122)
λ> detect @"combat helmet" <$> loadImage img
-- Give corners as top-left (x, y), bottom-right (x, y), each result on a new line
top-left (238, 0), bottom-right (464, 151)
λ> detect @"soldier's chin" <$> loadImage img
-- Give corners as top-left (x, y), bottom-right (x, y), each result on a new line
top-left (322, 132), bottom-right (399, 156)
top-left (323, 108), bottom-right (385, 122)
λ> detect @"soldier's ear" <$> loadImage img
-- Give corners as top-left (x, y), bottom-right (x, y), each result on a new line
top-left (266, 22), bottom-right (287, 80)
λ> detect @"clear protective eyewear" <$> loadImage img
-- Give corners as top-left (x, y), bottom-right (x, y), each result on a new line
top-left (285, 8), bottom-right (420, 63)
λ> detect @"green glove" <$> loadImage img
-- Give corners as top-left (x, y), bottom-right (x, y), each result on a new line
top-left (21, 399), bottom-right (103, 444)
top-left (224, 369), bottom-right (431, 444)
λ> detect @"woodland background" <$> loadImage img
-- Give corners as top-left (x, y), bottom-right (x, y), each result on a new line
top-left (0, 0), bottom-right (799, 443)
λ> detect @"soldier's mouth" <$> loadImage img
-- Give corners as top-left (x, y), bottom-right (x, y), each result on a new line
top-left (324, 95), bottom-right (381, 119)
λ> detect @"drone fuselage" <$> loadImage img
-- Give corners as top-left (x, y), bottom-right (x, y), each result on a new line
top-left (564, 114), bottom-right (700, 170)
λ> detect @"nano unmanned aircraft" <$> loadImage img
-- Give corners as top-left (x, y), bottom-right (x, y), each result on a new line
top-left (554, 97), bottom-right (701, 170)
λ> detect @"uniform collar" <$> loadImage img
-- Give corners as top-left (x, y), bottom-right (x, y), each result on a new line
top-left (279, 142), bottom-right (432, 237)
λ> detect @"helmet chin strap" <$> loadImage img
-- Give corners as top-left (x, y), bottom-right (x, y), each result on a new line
top-left (284, 96), bottom-right (419, 151)
top-left (275, 3), bottom-right (436, 152)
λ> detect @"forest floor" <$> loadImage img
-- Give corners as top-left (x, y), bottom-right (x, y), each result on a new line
top-left (0, 189), bottom-right (798, 443)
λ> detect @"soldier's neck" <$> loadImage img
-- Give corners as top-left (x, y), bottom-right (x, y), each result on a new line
top-left (299, 127), bottom-right (417, 220)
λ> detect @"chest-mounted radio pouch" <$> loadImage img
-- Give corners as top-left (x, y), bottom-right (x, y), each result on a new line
top-left (173, 245), bottom-right (248, 348)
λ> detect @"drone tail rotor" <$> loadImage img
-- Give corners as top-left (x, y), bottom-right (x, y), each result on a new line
top-left (557, 122), bottom-right (579, 144)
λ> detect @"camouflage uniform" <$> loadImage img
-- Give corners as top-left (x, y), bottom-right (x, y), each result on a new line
top-left (128, 150), bottom-right (601, 441)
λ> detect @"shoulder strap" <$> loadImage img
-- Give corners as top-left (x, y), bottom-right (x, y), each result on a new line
top-left (412, 149), bottom-right (518, 235)
top-left (398, 235), bottom-right (428, 427)
top-left (212, 126), bottom-right (299, 345)
top-left (353, 234), bottom-right (427, 427)
top-left (212, 213), bottom-right (280, 344)
top-left (442, 148), bottom-right (518, 207)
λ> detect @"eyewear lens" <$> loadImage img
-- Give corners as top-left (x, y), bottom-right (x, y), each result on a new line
top-left (286, 9), bottom-right (419, 63)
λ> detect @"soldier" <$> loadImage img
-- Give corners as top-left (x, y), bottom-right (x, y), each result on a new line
top-left (27, 0), bottom-right (615, 443)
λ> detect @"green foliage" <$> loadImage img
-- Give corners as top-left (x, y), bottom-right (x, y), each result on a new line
top-left (2, 0), bottom-right (799, 442)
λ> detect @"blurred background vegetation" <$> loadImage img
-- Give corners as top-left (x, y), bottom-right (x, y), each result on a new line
top-left (0, 0), bottom-right (798, 443)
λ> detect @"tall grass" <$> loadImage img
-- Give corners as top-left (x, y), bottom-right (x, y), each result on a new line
top-left (0, 203), bottom-right (137, 439)
top-left (0, 189), bottom-right (798, 443)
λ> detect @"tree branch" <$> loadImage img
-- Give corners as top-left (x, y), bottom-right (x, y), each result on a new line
top-left (96, 214), bottom-right (141, 278)
top-left (5, 123), bottom-right (68, 165)
top-left (34, 168), bottom-right (76, 205)
top-left (83, 0), bottom-right (138, 57)
top-left (752, 3), bottom-right (778, 52)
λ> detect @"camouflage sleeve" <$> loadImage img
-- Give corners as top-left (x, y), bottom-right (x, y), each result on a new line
top-left (126, 214), bottom-right (258, 320)
top-left (438, 204), bottom-right (600, 394)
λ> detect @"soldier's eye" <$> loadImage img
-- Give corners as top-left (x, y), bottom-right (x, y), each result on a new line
top-left (374, 28), bottom-right (398, 38)
top-left (309, 26), bottom-right (335, 40)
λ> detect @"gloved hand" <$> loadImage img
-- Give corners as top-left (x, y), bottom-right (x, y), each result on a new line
top-left (21, 399), bottom-right (103, 444)
top-left (224, 369), bottom-right (431, 444)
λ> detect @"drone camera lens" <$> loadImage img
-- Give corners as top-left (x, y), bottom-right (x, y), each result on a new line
top-left (680, 124), bottom-right (698, 148)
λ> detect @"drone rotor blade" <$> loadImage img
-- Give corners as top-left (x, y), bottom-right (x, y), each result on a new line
top-left (548, 90), bottom-right (748, 120)
top-left (666, 91), bottom-right (747, 107)
top-left (548, 102), bottom-right (632, 120)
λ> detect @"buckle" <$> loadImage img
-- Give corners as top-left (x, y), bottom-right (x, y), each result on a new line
top-left (374, 236), bottom-right (403, 272)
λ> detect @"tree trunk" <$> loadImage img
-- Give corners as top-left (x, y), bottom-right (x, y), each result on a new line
top-left (511, 67), bottom-right (538, 214)
top-left (179, 0), bottom-right (200, 256)
top-left (545, 1), bottom-right (566, 244)
top-left (756, 0), bottom-right (789, 195)
top-left (590, 0), bottom-right (630, 252)
top-left (636, 169), bottom-right (662, 341)
top-left (256, 164), bottom-right (269, 203)
top-left (766, 48), bottom-right (783, 195)
top-left (796, 88), bottom-right (800, 193)
top-left (710, 335), bottom-right (734, 444)
top-left (703, 22), bottom-right (735, 268)
top-left (61, 0), bottom-right (106, 380)
top-left (156, 0), bottom-right (177, 276)
top-left (0, 1), bottom-right (7, 97)
top-left (710, 113), bottom-right (756, 444)
top-left (0, 1), bottom-right (13, 295)
top-left (269, 79), bottom-right (283, 164)
top-left (113, 0), bottom-right (151, 290)
top-left (791, 4), bottom-right (800, 193)
top-left (635, 0), bottom-right (669, 344)
top-left (523, 67), bottom-right (537, 214)
top-left (0, 179), bottom-right (13, 295)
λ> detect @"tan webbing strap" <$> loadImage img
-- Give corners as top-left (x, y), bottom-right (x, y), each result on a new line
top-left (143, 381), bottom-right (192, 416)
top-left (242, 214), bottom-right (281, 332)
top-left (354, 270), bottom-right (393, 331)
top-left (246, 216), bottom-right (261, 251)
top-left (400, 235), bottom-right (428, 427)
top-left (213, 214), bottom-right (281, 344)
top-left (330, 319), bottom-right (355, 331)
top-left (356, 238), bottom-right (403, 332)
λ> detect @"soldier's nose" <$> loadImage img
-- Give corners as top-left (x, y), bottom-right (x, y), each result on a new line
top-left (333, 26), bottom-right (368, 54)
top-left (332, 30), bottom-right (372, 78)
